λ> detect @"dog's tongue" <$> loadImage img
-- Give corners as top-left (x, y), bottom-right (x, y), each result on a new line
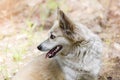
top-left (45, 45), bottom-right (62, 58)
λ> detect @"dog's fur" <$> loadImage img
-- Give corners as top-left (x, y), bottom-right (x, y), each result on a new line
top-left (12, 9), bottom-right (103, 80)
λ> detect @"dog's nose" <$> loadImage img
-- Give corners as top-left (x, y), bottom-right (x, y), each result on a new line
top-left (37, 45), bottom-right (42, 50)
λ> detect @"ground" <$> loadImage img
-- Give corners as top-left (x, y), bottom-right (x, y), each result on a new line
top-left (0, 0), bottom-right (120, 80)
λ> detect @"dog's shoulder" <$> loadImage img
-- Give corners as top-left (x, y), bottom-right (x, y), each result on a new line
top-left (12, 54), bottom-right (64, 80)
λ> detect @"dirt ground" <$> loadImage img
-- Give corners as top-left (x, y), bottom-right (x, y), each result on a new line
top-left (0, 0), bottom-right (120, 80)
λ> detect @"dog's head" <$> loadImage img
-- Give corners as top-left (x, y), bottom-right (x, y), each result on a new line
top-left (37, 8), bottom-right (87, 58)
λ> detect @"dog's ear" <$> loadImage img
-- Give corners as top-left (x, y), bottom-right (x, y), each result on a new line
top-left (57, 8), bottom-right (75, 35)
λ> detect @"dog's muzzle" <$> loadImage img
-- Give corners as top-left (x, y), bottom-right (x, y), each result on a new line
top-left (37, 44), bottom-right (63, 58)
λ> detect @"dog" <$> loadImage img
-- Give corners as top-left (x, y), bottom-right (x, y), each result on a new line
top-left (12, 8), bottom-right (103, 80)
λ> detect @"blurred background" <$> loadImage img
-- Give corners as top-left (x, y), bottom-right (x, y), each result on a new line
top-left (0, 0), bottom-right (120, 80)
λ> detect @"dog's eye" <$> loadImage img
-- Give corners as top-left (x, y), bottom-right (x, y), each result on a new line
top-left (50, 34), bottom-right (56, 39)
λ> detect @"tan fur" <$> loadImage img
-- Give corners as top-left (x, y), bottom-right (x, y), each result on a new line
top-left (12, 54), bottom-right (64, 80)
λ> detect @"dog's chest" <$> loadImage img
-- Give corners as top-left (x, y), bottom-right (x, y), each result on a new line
top-left (63, 66), bottom-right (79, 80)
top-left (60, 58), bottom-right (84, 80)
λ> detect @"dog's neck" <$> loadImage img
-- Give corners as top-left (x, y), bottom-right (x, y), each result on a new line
top-left (56, 40), bottom-right (93, 80)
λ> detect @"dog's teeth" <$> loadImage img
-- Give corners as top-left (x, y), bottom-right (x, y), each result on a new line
top-left (49, 54), bottom-right (52, 56)
top-left (56, 47), bottom-right (59, 50)
top-left (55, 47), bottom-right (59, 52)
top-left (54, 50), bottom-right (57, 53)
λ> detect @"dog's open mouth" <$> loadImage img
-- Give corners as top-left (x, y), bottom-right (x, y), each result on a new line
top-left (46, 45), bottom-right (62, 58)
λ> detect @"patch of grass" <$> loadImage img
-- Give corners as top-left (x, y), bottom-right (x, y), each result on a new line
top-left (26, 19), bottom-right (37, 32)
top-left (46, 0), bottom-right (58, 10)
top-left (0, 65), bottom-right (10, 80)
top-left (12, 53), bottom-right (22, 62)
top-left (12, 44), bottom-right (29, 62)
top-left (39, 25), bottom-right (44, 31)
